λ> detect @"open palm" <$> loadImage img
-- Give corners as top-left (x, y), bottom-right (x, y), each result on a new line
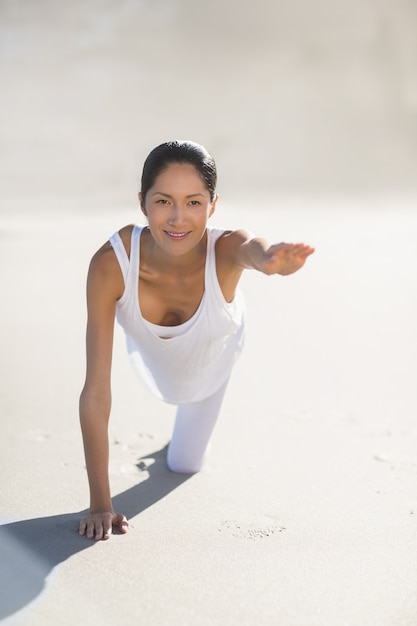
top-left (263, 243), bottom-right (315, 275)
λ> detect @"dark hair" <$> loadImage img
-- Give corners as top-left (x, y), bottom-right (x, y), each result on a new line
top-left (141, 140), bottom-right (217, 201)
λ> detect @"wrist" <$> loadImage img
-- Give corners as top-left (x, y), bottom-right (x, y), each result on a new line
top-left (89, 498), bottom-right (113, 514)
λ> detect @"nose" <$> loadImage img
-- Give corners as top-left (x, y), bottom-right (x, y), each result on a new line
top-left (167, 204), bottom-right (186, 226)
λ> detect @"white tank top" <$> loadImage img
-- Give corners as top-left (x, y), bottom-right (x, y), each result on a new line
top-left (109, 226), bottom-right (245, 404)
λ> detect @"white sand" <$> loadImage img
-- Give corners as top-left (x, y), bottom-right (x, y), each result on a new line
top-left (1, 2), bottom-right (417, 622)
top-left (0, 199), bottom-right (416, 626)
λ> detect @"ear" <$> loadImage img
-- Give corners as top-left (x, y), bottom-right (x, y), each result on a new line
top-left (208, 194), bottom-right (219, 218)
top-left (138, 193), bottom-right (147, 217)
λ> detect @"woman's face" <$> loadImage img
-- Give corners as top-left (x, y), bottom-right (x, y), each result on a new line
top-left (139, 162), bottom-right (217, 256)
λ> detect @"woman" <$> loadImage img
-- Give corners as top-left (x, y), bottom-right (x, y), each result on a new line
top-left (79, 140), bottom-right (314, 540)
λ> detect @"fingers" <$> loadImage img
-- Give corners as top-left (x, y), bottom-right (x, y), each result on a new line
top-left (79, 518), bottom-right (87, 536)
top-left (79, 512), bottom-right (128, 540)
top-left (268, 242), bottom-right (314, 257)
top-left (80, 515), bottom-right (110, 541)
top-left (281, 243), bottom-right (315, 255)
top-left (79, 514), bottom-right (110, 540)
top-left (113, 513), bottom-right (129, 534)
top-left (270, 245), bottom-right (315, 265)
top-left (293, 243), bottom-right (315, 256)
top-left (291, 245), bottom-right (315, 259)
top-left (263, 242), bottom-right (314, 275)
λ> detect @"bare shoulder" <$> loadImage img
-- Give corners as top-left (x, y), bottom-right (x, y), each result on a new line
top-left (216, 228), bottom-right (254, 266)
top-left (118, 224), bottom-right (135, 258)
top-left (214, 228), bottom-right (254, 301)
top-left (88, 224), bottom-right (134, 299)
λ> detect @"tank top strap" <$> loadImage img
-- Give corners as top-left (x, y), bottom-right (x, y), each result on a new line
top-left (129, 225), bottom-right (143, 279)
top-left (109, 231), bottom-right (130, 283)
top-left (205, 227), bottom-right (225, 293)
top-left (206, 227), bottom-right (224, 258)
top-left (109, 225), bottom-right (143, 286)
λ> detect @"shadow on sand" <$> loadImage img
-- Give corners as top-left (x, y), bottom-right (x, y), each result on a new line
top-left (0, 445), bottom-right (191, 620)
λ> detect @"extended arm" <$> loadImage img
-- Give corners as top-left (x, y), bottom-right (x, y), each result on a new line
top-left (216, 229), bottom-right (315, 303)
top-left (236, 231), bottom-right (315, 276)
top-left (79, 244), bottom-right (128, 540)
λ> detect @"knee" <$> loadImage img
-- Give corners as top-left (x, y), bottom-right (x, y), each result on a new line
top-left (166, 444), bottom-right (207, 474)
top-left (166, 456), bottom-right (203, 474)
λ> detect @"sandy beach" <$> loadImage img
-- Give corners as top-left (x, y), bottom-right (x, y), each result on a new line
top-left (1, 1), bottom-right (417, 624)
top-left (0, 199), bottom-right (416, 626)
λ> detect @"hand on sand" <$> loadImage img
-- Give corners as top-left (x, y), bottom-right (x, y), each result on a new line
top-left (79, 511), bottom-right (128, 540)
top-left (263, 243), bottom-right (315, 275)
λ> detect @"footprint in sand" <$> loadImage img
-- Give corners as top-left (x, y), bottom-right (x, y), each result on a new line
top-left (218, 516), bottom-right (285, 540)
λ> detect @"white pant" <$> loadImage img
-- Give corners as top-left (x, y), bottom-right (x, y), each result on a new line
top-left (167, 378), bottom-right (229, 473)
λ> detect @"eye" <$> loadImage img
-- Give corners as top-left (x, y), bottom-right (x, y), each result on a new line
top-left (188, 200), bottom-right (201, 206)
top-left (156, 198), bottom-right (169, 205)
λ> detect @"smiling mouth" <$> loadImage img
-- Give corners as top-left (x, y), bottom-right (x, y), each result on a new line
top-left (164, 231), bottom-right (190, 240)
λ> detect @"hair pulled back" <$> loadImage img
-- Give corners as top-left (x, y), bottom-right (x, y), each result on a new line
top-left (141, 140), bottom-right (217, 201)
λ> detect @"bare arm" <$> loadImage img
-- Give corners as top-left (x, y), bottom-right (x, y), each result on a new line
top-left (216, 229), bottom-right (314, 302)
top-left (235, 229), bottom-right (315, 276)
top-left (79, 243), bottom-right (128, 540)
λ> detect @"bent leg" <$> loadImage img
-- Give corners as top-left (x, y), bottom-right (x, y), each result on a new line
top-left (167, 379), bottom-right (229, 474)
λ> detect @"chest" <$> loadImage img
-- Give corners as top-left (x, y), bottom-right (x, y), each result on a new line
top-left (138, 266), bottom-right (205, 326)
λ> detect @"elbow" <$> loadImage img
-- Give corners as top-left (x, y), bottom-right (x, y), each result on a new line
top-left (79, 387), bottom-right (112, 423)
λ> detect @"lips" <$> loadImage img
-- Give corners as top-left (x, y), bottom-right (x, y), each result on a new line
top-left (164, 231), bottom-right (190, 240)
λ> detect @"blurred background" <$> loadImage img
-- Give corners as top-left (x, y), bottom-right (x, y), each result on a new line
top-left (1, 0), bottom-right (417, 213)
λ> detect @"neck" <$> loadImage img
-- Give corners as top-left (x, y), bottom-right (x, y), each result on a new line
top-left (144, 228), bottom-right (207, 273)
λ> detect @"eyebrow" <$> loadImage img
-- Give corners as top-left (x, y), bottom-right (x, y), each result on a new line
top-left (151, 192), bottom-right (207, 199)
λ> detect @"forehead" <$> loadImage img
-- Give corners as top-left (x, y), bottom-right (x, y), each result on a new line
top-left (152, 163), bottom-right (208, 193)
